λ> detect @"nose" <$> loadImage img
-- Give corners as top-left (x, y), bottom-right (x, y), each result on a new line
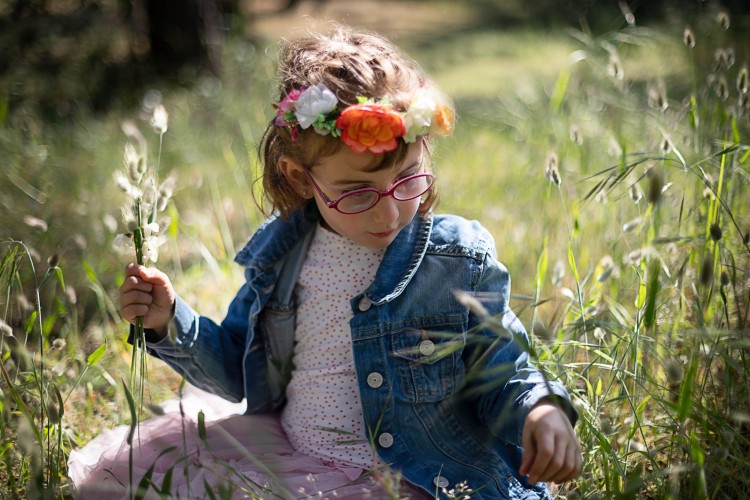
top-left (371, 195), bottom-right (400, 226)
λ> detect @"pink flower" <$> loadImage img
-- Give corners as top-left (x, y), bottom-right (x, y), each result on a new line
top-left (274, 89), bottom-right (302, 126)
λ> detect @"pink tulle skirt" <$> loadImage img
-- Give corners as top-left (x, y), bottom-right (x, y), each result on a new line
top-left (68, 387), bottom-right (427, 499)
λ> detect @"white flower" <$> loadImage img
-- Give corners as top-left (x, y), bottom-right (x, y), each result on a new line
top-left (151, 104), bottom-right (169, 135)
top-left (403, 94), bottom-right (436, 143)
top-left (295, 84), bottom-right (338, 129)
top-left (143, 222), bottom-right (160, 238)
top-left (143, 235), bottom-right (163, 263)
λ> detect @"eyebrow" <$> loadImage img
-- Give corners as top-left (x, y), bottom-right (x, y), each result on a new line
top-left (330, 160), bottom-right (422, 188)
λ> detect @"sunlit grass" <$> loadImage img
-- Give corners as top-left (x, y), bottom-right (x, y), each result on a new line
top-left (1, 4), bottom-right (749, 498)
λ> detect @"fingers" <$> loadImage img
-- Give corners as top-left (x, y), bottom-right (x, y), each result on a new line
top-left (525, 437), bottom-right (581, 484)
top-left (521, 403), bottom-right (582, 485)
top-left (525, 431), bottom-right (556, 483)
top-left (519, 422), bottom-right (535, 476)
top-left (119, 263), bottom-right (173, 325)
top-left (124, 263), bottom-right (171, 287)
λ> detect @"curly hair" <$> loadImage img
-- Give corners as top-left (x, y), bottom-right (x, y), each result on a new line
top-left (257, 25), bottom-right (448, 218)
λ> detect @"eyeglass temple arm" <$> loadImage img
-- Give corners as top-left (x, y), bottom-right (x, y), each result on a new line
top-left (301, 167), bottom-right (335, 206)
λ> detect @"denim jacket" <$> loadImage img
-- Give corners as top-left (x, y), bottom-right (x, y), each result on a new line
top-left (143, 204), bottom-right (576, 499)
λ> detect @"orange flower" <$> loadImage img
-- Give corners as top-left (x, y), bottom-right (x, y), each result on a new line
top-left (430, 104), bottom-right (455, 136)
top-left (336, 104), bottom-right (406, 154)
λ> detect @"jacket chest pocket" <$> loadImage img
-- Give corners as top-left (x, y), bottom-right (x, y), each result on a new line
top-left (390, 324), bottom-right (466, 403)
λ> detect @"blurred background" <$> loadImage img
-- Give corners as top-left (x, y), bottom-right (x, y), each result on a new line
top-left (1, 1), bottom-right (750, 498)
top-left (2, 0), bottom-right (748, 309)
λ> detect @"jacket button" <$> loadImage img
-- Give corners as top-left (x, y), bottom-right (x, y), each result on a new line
top-left (418, 340), bottom-right (435, 356)
top-left (366, 372), bottom-right (383, 388)
top-left (433, 475), bottom-right (449, 488)
top-left (358, 297), bottom-right (372, 311)
top-left (378, 432), bottom-right (394, 448)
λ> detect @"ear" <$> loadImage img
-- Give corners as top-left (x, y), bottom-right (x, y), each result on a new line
top-left (278, 156), bottom-right (313, 199)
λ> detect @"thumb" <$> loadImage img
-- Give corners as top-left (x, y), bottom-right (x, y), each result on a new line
top-left (519, 424), bottom-right (536, 475)
top-left (140, 266), bottom-right (169, 285)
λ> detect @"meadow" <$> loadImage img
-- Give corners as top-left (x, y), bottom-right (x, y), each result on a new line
top-left (0, 1), bottom-right (748, 498)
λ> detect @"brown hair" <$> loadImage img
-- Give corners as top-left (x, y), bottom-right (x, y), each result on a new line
top-left (258, 25), bottom-right (446, 218)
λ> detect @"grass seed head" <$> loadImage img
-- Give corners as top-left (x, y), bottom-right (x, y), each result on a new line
top-left (720, 271), bottom-right (730, 287)
top-left (150, 104), bottom-right (169, 135)
top-left (608, 54), bottom-right (624, 80)
top-left (66, 285), bottom-right (77, 304)
top-left (544, 152), bottom-right (561, 186)
top-left (569, 124), bottom-right (583, 145)
top-left (622, 216), bottom-right (642, 233)
top-left (533, 320), bottom-right (551, 341)
top-left (23, 215), bottom-right (48, 232)
top-left (683, 27), bottom-right (696, 49)
top-left (738, 66), bottom-right (749, 94)
top-left (699, 256), bottom-right (714, 286)
top-left (660, 135), bottom-right (672, 154)
top-left (47, 253), bottom-right (59, 268)
top-left (552, 260), bottom-right (565, 287)
top-left (121, 120), bottom-right (147, 151)
top-left (114, 171), bottom-right (131, 193)
top-left (619, 1), bottom-right (635, 26)
top-left (648, 82), bottom-right (668, 111)
top-left (593, 326), bottom-right (606, 341)
top-left (624, 248), bottom-right (643, 265)
top-left (717, 11), bottom-right (730, 30)
top-left (724, 47), bottom-right (735, 68)
top-left (124, 142), bottom-right (147, 185)
top-left (453, 290), bottom-right (490, 320)
top-left (647, 167), bottom-right (664, 205)
top-left (608, 137), bottom-right (623, 157)
top-left (147, 403), bottom-right (165, 416)
top-left (597, 255), bottom-right (616, 282)
top-left (711, 447), bottom-right (729, 461)
top-left (0, 319), bottom-right (13, 338)
top-left (715, 75), bottom-right (729, 101)
top-left (710, 223), bottom-right (722, 241)
top-left (665, 358), bottom-right (683, 383)
top-left (629, 182), bottom-right (643, 203)
top-left (46, 401), bottom-right (60, 425)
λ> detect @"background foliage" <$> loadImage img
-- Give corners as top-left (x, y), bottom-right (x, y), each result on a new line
top-left (1, 0), bottom-right (749, 498)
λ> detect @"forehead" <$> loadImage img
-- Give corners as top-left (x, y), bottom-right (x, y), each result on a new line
top-left (313, 142), bottom-right (424, 177)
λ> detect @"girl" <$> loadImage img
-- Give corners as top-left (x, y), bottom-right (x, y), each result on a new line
top-left (71, 25), bottom-right (580, 499)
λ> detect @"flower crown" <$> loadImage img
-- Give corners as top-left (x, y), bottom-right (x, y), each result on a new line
top-left (273, 83), bottom-right (454, 154)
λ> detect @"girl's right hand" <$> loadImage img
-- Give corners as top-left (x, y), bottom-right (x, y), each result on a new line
top-left (119, 263), bottom-right (176, 337)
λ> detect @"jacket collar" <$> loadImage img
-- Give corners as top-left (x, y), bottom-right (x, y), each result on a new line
top-left (368, 211), bottom-right (432, 304)
top-left (234, 203), bottom-right (320, 270)
top-left (234, 202), bottom-right (433, 303)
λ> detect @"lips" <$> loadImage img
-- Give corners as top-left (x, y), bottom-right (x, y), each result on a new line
top-left (369, 228), bottom-right (397, 238)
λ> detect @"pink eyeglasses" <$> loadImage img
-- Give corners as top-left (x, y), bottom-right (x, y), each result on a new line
top-left (302, 167), bottom-right (434, 215)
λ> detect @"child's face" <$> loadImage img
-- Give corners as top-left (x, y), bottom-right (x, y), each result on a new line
top-left (308, 142), bottom-right (426, 249)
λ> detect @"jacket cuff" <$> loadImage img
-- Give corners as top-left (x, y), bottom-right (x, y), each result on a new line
top-left (127, 296), bottom-right (199, 352)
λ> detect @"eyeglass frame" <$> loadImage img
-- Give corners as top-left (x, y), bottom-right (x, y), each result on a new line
top-left (300, 166), bottom-right (434, 215)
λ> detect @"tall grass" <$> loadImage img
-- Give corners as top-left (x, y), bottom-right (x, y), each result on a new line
top-left (0, 4), bottom-right (748, 498)
top-left (493, 9), bottom-right (750, 499)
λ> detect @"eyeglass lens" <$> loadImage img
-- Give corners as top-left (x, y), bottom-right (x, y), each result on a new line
top-left (337, 174), bottom-right (433, 214)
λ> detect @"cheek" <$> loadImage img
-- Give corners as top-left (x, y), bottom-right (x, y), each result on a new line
top-left (399, 198), bottom-right (422, 219)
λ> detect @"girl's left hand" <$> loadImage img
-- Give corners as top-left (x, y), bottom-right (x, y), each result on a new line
top-left (519, 401), bottom-right (581, 484)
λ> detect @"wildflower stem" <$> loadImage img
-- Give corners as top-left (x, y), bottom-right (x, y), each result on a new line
top-left (130, 199), bottom-right (146, 410)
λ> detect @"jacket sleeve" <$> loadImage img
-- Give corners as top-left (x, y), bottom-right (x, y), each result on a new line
top-left (135, 281), bottom-right (259, 403)
top-left (463, 252), bottom-right (577, 447)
